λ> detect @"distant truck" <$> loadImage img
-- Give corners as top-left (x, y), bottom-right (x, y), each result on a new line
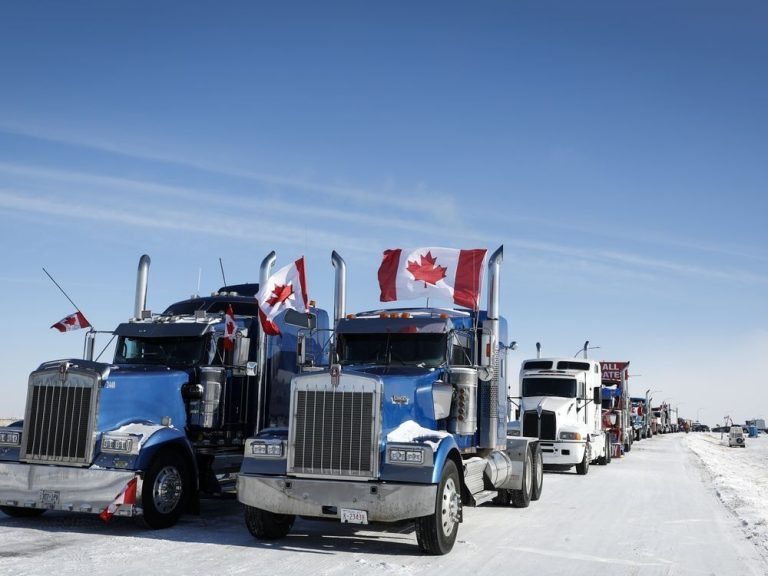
top-left (508, 346), bottom-right (610, 475)
top-left (600, 361), bottom-right (632, 457)
top-left (651, 405), bottom-right (670, 434)
top-left (630, 397), bottom-right (649, 440)
top-left (0, 254), bottom-right (330, 527)
top-left (238, 247), bottom-right (544, 555)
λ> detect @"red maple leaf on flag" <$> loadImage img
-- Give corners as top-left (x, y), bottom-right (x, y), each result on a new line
top-left (64, 316), bottom-right (77, 326)
top-left (407, 251), bottom-right (448, 286)
top-left (266, 283), bottom-right (294, 307)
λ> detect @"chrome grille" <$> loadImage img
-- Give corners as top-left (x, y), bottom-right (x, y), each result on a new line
top-left (288, 374), bottom-right (380, 480)
top-left (21, 366), bottom-right (100, 466)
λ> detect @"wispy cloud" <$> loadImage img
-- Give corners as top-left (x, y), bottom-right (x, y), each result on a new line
top-left (0, 122), bottom-right (459, 216)
top-left (0, 189), bottom-right (375, 254)
top-left (1, 124), bottom-right (765, 287)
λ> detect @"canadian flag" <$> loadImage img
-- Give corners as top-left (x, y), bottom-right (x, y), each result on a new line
top-left (223, 304), bottom-right (236, 351)
top-left (99, 477), bottom-right (138, 522)
top-left (51, 311), bottom-right (91, 332)
top-left (378, 247), bottom-right (487, 309)
top-left (255, 257), bottom-right (309, 336)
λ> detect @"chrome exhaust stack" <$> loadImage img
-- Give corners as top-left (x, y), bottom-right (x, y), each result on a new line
top-left (255, 251), bottom-right (276, 433)
top-left (487, 246), bottom-right (503, 321)
top-left (331, 251), bottom-right (347, 323)
top-left (480, 246), bottom-right (503, 449)
top-left (134, 255), bottom-right (151, 320)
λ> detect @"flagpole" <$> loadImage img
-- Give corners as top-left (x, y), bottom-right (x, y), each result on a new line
top-left (42, 267), bottom-right (86, 316)
top-left (219, 258), bottom-right (227, 287)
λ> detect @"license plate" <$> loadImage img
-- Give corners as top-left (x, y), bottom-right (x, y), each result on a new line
top-left (340, 508), bottom-right (368, 524)
top-left (39, 490), bottom-right (60, 508)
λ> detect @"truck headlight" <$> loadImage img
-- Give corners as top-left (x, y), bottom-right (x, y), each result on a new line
top-left (559, 431), bottom-right (583, 441)
top-left (0, 430), bottom-right (21, 446)
top-left (101, 434), bottom-right (136, 454)
top-left (387, 446), bottom-right (426, 465)
top-left (248, 440), bottom-right (284, 458)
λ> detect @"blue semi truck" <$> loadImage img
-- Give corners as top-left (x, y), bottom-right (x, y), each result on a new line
top-left (0, 254), bottom-right (329, 528)
top-left (237, 247), bottom-right (543, 554)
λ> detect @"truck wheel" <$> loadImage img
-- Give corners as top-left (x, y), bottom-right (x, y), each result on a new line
top-left (576, 444), bottom-right (590, 475)
top-left (0, 506), bottom-right (46, 518)
top-left (511, 447), bottom-right (533, 508)
top-left (415, 459), bottom-right (461, 555)
top-left (598, 437), bottom-right (608, 465)
top-left (530, 444), bottom-right (543, 501)
top-left (139, 451), bottom-right (190, 529)
top-left (244, 505), bottom-right (295, 539)
top-left (624, 439), bottom-right (632, 453)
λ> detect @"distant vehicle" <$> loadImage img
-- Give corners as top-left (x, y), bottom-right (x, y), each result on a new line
top-left (728, 426), bottom-right (746, 448)
top-left (746, 418), bottom-right (765, 433)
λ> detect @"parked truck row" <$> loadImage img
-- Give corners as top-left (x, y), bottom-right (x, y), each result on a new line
top-left (0, 247), bottom-right (687, 554)
top-left (0, 247), bottom-right (546, 555)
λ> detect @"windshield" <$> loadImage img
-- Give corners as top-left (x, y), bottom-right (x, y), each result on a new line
top-left (337, 333), bottom-right (446, 367)
top-left (522, 377), bottom-right (577, 398)
top-left (115, 336), bottom-right (207, 367)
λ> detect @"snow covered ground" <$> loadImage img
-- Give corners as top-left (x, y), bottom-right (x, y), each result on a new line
top-left (2, 433), bottom-right (766, 576)
top-left (683, 431), bottom-right (768, 561)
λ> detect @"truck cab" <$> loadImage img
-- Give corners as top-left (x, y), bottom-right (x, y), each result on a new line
top-left (238, 247), bottom-right (543, 555)
top-left (0, 254), bottom-right (330, 528)
top-left (630, 397), bottom-right (649, 440)
top-left (508, 357), bottom-right (609, 474)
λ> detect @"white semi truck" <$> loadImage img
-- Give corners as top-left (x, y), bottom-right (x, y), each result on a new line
top-left (508, 347), bottom-right (610, 475)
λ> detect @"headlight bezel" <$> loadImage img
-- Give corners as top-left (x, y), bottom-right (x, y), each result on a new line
top-left (559, 431), bottom-right (583, 441)
top-left (385, 443), bottom-right (432, 466)
top-left (0, 429), bottom-right (21, 446)
top-left (248, 439), bottom-right (285, 458)
top-left (100, 433), bottom-right (139, 454)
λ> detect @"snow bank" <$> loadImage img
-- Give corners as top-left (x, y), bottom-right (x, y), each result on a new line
top-left (684, 432), bottom-right (768, 559)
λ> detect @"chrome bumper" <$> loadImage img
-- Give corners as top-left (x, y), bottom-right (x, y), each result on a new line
top-left (539, 441), bottom-right (586, 466)
top-left (237, 474), bottom-right (437, 522)
top-left (0, 462), bottom-right (140, 516)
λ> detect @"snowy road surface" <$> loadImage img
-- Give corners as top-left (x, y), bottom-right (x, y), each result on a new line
top-left (1, 433), bottom-right (766, 576)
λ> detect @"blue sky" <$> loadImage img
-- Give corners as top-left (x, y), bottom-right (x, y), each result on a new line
top-left (1, 1), bottom-right (766, 424)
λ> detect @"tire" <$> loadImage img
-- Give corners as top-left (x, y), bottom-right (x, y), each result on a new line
top-left (597, 436), bottom-right (608, 465)
top-left (138, 451), bottom-right (191, 529)
top-left (244, 505), bottom-right (295, 539)
top-left (530, 444), bottom-right (543, 501)
top-left (415, 459), bottom-right (462, 555)
top-left (0, 506), bottom-right (46, 518)
top-left (511, 448), bottom-right (533, 508)
top-left (575, 444), bottom-right (590, 475)
top-left (624, 438), bottom-right (632, 453)
top-left (605, 437), bottom-right (612, 464)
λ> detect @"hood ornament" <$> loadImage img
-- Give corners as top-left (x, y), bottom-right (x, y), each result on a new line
top-left (330, 364), bottom-right (341, 387)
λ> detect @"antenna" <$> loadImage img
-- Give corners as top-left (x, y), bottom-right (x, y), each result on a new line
top-left (42, 267), bottom-right (93, 329)
top-left (219, 258), bottom-right (227, 287)
top-left (197, 267), bottom-right (202, 296)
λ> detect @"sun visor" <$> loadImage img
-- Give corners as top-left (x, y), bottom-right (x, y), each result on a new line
top-left (114, 322), bottom-right (210, 338)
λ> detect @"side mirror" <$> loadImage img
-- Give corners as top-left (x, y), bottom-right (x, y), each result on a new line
top-left (593, 386), bottom-right (602, 405)
top-left (297, 333), bottom-right (306, 366)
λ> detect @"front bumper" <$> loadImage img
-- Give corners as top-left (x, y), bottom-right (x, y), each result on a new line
top-left (237, 474), bottom-right (437, 522)
top-left (0, 462), bottom-right (140, 516)
top-left (538, 441), bottom-right (586, 466)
